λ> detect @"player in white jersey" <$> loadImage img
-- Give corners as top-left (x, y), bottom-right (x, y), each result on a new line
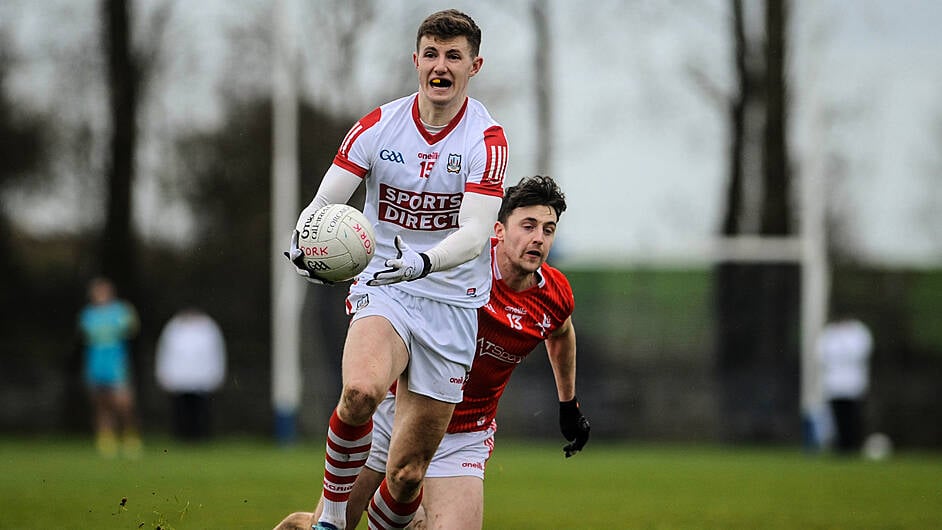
top-left (276, 176), bottom-right (590, 530)
top-left (284, 10), bottom-right (507, 530)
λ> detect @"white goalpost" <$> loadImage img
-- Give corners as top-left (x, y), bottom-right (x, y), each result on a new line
top-left (270, 0), bottom-right (302, 443)
top-left (704, 147), bottom-right (830, 446)
top-left (798, 104), bottom-right (831, 446)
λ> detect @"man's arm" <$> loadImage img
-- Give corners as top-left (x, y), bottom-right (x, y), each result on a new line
top-left (546, 316), bottom-right (576, 401)
top-left (297, 164), bottom-right (363, 224)
top-left (546, 317), bottom-right (590, 457)
top-left (424, 192), bottom-right (501, 272)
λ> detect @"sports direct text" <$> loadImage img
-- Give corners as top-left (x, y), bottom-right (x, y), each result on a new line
top-left (379, 184), bottom-right (461, 231)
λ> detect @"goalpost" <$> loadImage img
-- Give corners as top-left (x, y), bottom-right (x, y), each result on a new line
top-left (270, 0), bottom-right (302, 444)
top-left (704, 147), bottom-right (830, 448)
top-left (797, 111), bottom-right (831, 447)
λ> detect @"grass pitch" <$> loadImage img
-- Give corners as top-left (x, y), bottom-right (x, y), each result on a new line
top-left (1, 437), bottom-right (940, 529)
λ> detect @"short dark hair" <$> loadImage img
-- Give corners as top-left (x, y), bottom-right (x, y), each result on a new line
top-left (416, 9), bottom-right (482, 57)
top-left (498, 175), bottom-right (567, 223)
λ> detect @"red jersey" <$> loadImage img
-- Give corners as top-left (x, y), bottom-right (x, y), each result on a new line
top-left (447, 239), bottom-right (575, 433)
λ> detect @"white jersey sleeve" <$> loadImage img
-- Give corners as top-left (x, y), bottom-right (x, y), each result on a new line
top-left (424, 192), bottom-right (502, 272)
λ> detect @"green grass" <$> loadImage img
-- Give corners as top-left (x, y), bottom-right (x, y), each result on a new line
top-left (2, 437), bottom-right (941, 529)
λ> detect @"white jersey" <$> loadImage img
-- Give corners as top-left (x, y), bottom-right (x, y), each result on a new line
top-left (334, 93), bottom-right (508, 307)
top-left (155, 312), bottom-right (227, 393)
top-left (818, 319), bottom-right (873, 399)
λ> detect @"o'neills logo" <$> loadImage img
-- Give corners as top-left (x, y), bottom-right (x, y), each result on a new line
top-left (379, 183), bottom-right (461, 231)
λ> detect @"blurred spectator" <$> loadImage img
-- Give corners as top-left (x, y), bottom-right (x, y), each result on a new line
top-left (155, 307), bottom-right (227, 442)
top-left (77, 277), bottom-right (141, 458)
top-left (818, 315), bottom-right (873, 455)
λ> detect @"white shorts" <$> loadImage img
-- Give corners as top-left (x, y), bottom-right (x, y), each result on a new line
top-left (365, 394), bottom-right (496, 480)
top-left (346, 283), bottom-right (477, 403)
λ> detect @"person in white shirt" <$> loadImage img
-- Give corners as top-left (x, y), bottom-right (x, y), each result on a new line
top-left (155, 308), bottom-right (227, 442)
top-left (284, 9), bottom-right (507, 530)
top-left (818, 315), bottom-right (873, 454)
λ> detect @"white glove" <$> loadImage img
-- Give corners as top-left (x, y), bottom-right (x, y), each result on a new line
top-left (284, 230), bottom-right (333, 286)
top-left (367, 235), bottom-right (431, 286)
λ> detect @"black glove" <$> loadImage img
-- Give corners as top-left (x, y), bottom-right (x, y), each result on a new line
top-left (284, 230), bottom-right (333, 286)
top-left (559, 397), bottom-right (590, 458)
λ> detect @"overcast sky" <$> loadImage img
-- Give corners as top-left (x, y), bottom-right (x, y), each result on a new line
top-left (2, 0), bottom-right (941, 267)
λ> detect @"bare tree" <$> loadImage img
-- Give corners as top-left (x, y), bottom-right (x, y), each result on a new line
top-left (715, 0), bottom-right (799, 443)
top-left (99, 0), bottom-right (174, 297)
top-left (760, 0), bottom-right (791, 237)
top-left (298, 0), bottom-right (397, 117)
top-left (100, 0), bottom-right (138, 295)
top-left (531, 0), bottom-right (553, 176)
top-left (720, 0), bottom-right (750, 236)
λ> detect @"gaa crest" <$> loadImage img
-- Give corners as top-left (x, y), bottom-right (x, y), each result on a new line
top-left (446, 153), bottom-right (462, 173)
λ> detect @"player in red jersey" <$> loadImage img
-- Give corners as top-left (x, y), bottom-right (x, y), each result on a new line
top-left (276, 176), bottom-right (590, 530)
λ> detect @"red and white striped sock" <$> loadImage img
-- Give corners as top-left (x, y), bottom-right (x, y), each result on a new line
top-left (319, 409), bottom-right (373, 528)
top-left (366, 478), bottom-right (422, 530)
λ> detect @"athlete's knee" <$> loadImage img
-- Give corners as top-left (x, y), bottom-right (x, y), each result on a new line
top-left (338, 385), bottom-right (383, 423)
top-left (387, 461), bottom-right (427, 499)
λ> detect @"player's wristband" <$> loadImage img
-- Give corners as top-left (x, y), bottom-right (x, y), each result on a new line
top-left (560, 397), bottom-right (580, 413)
top-left (417, 252), bottom-right (432, 279)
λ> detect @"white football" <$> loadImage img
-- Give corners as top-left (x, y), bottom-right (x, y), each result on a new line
top-left (297, 204), bottom-right (376, 282)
